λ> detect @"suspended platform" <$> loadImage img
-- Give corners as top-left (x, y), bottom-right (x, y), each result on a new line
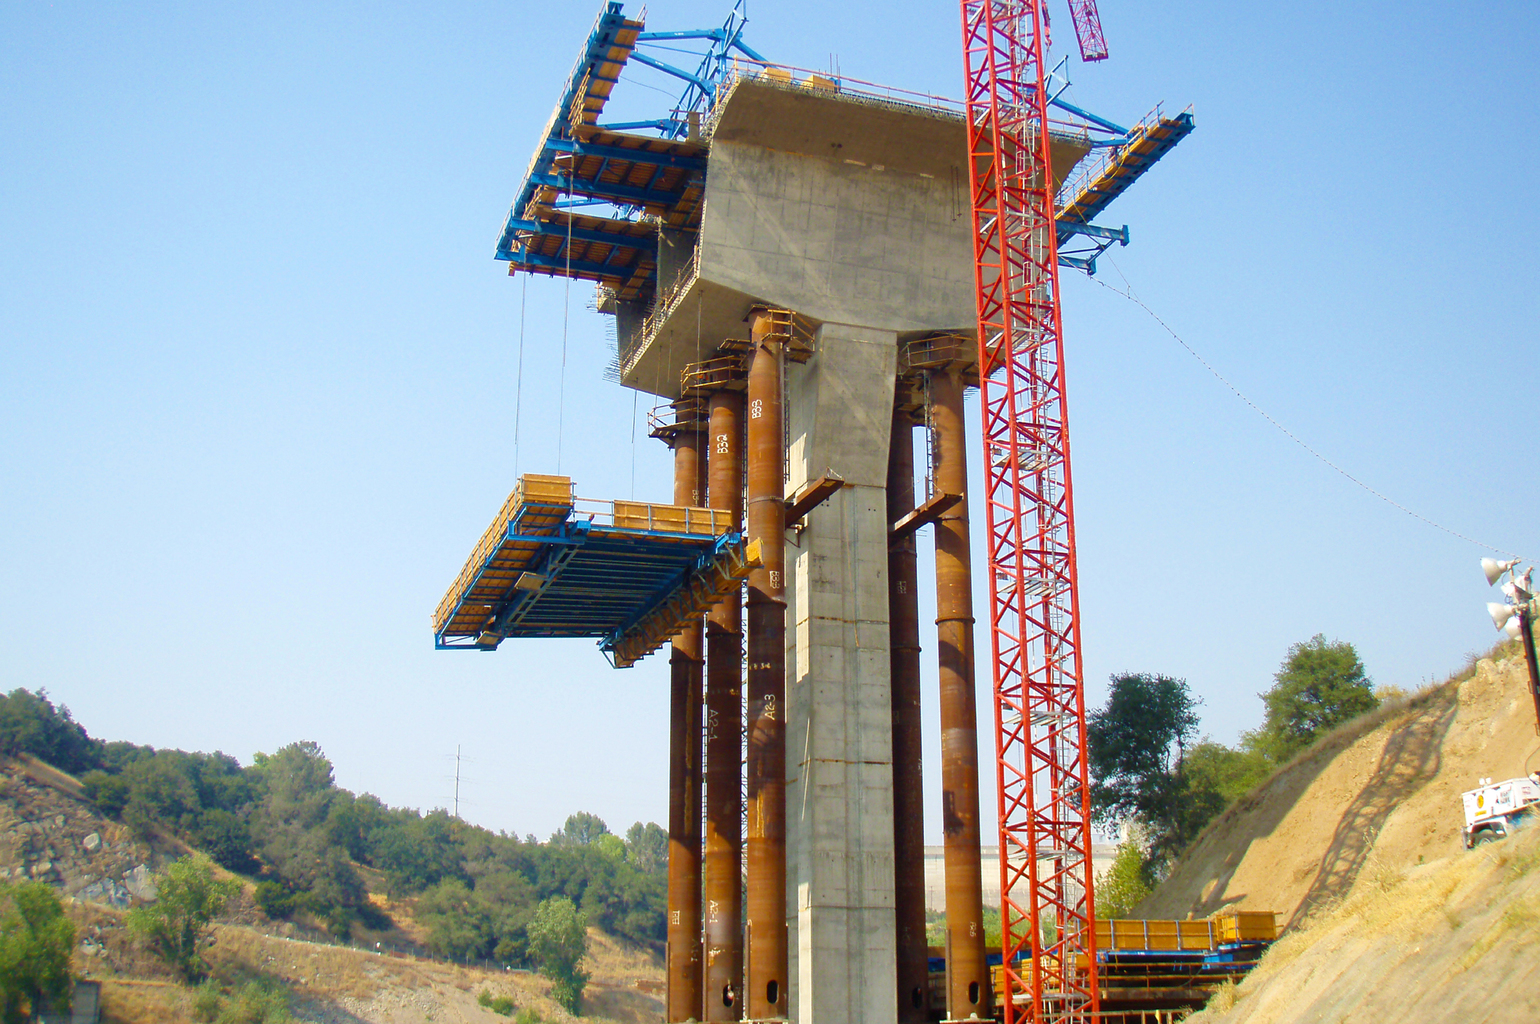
top-left (433, 474), bottom-right (757, 667)
top-left (1057, 106), bottom-right (1196, 229)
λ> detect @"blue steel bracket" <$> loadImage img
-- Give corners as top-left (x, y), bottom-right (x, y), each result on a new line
top-left (476, 520), bottom-right (594, 649)
top-left (431, 517), bottom-right (590, 650)
top-left (1056, 220), bottom-right (1128, 276)
top-left (603, 531), bottom-right (739, 646)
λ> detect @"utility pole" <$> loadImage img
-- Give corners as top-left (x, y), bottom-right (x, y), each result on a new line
top-left (455, 745), bottom-right (462, 819)
top-left (1483, 559), bottom-right (1540, 732)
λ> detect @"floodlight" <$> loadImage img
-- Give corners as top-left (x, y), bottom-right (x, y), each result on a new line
top-left (1484, 557), bottom-right (1521, 586)
top-left (1505, 617), bottom-right (1524, 640)
top-left (1489, 601), bottom-right (1518, 631)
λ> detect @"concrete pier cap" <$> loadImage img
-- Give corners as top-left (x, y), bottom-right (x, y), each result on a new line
top-left (616, 73), bottom-right (1090, 399)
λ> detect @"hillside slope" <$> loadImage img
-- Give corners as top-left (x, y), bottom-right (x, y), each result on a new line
top-left (1187, 814), bottom-right (1540, 1024)
top-left (1139, 646), bottom-right (1539, 928)
top-left (0, 754), bottom-right (666, 1024)
top-left (1137, 645), bottom-right (1540, 1024)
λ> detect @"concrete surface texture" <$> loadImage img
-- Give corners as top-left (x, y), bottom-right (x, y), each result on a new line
top-left (620, 78), bottom-right (1038, 399)
top-left (785, 323), bottom-right (899, 1024)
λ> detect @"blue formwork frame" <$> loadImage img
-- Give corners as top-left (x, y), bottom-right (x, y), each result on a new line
top-left (495, 1), bottom-right (1191, 282)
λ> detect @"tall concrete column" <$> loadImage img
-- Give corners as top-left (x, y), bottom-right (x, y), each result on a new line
top-left (668, 424), bottom-right (706, 1023)
top-left (929, 367), bottom-right (991, 1020)
top-left (745, 309), bottom-right (788, 1021)
top-left (887, 402), bottom-right (929, 1022)
top-left (704, 388), bottom-right (746, 1021)
top-left (785, 323), bottom-right (898, 1024)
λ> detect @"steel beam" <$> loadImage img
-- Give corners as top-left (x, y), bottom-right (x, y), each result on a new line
top-left (704, 388), bottom-right (745, 1021)
top-left (744, 309), bottom-right (788, 1021)
top-left (668, 427), bottom-right (706, 1023)
top-left (888, 403), bottom-right (929, 1023)
top-left (928, 367), bottom-right (990, 1019)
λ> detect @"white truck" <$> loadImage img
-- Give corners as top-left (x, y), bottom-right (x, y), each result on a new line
top-left (1462, 775), bottom-right (1540, 848)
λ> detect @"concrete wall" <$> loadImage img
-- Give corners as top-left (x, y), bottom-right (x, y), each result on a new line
top-left (699, 140), bottom-right (977, 334)
top-left (785, 323), bottom-right (899, 1024)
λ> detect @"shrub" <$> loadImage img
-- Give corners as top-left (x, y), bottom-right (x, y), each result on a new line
top-left (478, 990), bottom-right (516, 1016)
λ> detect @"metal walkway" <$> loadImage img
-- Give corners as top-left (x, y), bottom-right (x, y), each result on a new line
top-left (434, 474), bottom-right (754, 666)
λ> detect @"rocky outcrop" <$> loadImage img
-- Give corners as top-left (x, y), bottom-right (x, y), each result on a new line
top-left (0, 759), bottom-right (158, 908)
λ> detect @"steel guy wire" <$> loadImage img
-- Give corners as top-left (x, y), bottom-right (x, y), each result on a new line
top-left (1092, 270), bottom-right (1519, 559)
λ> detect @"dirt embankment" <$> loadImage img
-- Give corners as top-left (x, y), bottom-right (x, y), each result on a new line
top-left (1140, 647), bottom-right (1540, 926)
top-left (1141, 645), bottom-right (1540, 1024)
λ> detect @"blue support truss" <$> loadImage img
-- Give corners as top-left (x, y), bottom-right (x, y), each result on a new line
top-left (496, 1), bottom-right (1192, 283)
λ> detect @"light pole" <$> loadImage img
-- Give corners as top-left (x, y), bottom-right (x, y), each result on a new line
top-left (1483, 557), bottom-right (1540, 732)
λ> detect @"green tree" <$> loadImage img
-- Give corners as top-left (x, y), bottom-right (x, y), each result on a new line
top-left (1093, 835), bottom-right (1154, 919)
top-left (1087, 673), bottom-right (1201, 866)
top-left (528, 896), bottom-right (589, 1014)
top-left (126, 854), bottom-right (241, 981)
top-left (418, 879), bottom-right (493, 961)
top-left (0, 880), bottom-right (76, 1024)
top-left (622, 822), bottom-right (667, 874)
top-left (1252, 635), bottom-right (1377, 761)
top-left (551, 812), bottom-right (610, 847)
top-left (0, 688), bottom-right (101, 774)
top-left (1181, 740), bottom-right (1273, 807)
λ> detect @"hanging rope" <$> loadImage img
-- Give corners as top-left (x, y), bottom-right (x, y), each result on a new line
top-left (557, 175), bottom-right (573, 475)
top-left (1092, 271), bottom-right (1519, 558)
top-left (514, 273), bottom-right (527, 478)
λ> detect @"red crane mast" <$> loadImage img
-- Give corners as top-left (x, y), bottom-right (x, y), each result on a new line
top-left (960, 2), bottom-right (1100, 1022)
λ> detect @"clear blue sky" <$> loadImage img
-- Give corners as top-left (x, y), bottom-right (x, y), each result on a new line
top-left (4, 1), bottom-right (1536, 844)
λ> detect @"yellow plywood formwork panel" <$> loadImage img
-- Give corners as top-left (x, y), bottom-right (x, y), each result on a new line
top-left (434, 475), bottom-right (575, 636)
top-left (1214, 911), bottom-right (1277, 943)
top-left (1090, 911), bottom-right (1277, 952)
top-left (1094, 918), bottom-right (1216, 951)
top-left (611, 501), bottom-right (732, 537)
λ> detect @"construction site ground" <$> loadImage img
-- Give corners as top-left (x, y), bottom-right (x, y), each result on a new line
top-left (1145, 644), bottom-right (1540, 1024)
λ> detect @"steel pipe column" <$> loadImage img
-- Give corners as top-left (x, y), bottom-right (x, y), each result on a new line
top-left (744, 309), bottom-right (788, 1021)
top-left (704, 388), bottom-right (746, 1021)
top-left (888, 403), bottom-right (929, 1022)
top-left (929, 368), bottom-right (990, 1019)
top-left (668, 425), bottom-right (706, 1023)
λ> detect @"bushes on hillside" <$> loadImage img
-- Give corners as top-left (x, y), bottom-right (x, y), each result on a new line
top-left (0, 688), bottom-right (100, 775)
top-left (0, 880), bottom-right (76, 1023)
top-left (1, 687), bottom-right (672, 956)
top-left (1089, 636), bottom-right (1379, 879)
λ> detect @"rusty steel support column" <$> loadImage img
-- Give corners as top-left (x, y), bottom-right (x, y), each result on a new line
top-left (668, 424), bottom-right (706, 1023)
top-left (888, 401), bottom-right (929, 1022)
top-left (744, 310), bottom-right (788, 1021)
top-left (929, 368), bottom-right (990, 1019)
top-left (704, 388), bottom-right (745, 1021)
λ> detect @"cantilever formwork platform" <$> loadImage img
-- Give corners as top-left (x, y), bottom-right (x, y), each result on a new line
top-left (433, 474), bottom-right (753, 666)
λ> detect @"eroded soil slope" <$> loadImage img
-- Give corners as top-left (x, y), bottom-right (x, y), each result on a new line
top-left (1140, 645), bottom-right (1540, 1024)
top-left (1139, 648), bottom-right (1540, 929)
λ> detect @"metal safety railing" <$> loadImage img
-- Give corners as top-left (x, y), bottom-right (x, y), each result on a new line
top-left (570, 496), bottom-right (733, 537)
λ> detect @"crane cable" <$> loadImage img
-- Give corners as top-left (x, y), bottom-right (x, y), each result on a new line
top-left (557, 176), bottom-right (573, 475)
top-left (514, 273), bottom-right (527, 478)
top-left (1091, 272), bottom-right (1520, 559)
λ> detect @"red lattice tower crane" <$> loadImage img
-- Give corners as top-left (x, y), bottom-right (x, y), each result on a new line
top-left (960, 2), bottom-right (1102, 1022)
